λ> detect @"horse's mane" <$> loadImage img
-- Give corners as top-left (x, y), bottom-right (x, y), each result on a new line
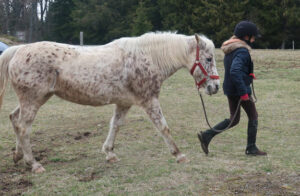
top-left (114, 32), bottom-right (214, 75)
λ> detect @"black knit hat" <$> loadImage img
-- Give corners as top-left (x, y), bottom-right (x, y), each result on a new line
top-left (234, 21), bottom-right (261, 38)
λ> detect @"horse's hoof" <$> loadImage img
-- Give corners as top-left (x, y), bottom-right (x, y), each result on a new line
top-left (32, 164), bottom-right (46, 173)
top-left (176, 154), bottom-right (189, 163)
top-left (13, 151), bottom-right (23, 164)
top-left (106, 154), bottom-right (119, 163)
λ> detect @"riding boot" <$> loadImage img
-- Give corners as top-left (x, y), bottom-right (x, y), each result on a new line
top-left (198, 119), bottom-right (231, 154)
top-left (245, 120), bottom-right (267, 156)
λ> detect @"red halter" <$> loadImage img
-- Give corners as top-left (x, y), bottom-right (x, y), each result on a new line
top-left (190, 45), bottom-right (219, 89)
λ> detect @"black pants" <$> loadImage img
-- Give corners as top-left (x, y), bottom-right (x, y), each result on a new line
top-left (227, 95), bottom-right (258, 128)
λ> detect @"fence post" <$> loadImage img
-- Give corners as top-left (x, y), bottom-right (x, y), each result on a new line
top-left (80, 31), bottom-right (84, 46)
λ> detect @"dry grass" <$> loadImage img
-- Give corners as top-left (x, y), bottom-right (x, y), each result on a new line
top-left (0, 49), bottom-right (299, 195)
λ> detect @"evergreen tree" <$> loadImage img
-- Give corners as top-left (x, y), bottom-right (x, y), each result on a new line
top-left (71, 0), bottom-right (138, 44)
top-left (41, 0), bottom-right (299, 48)
top-left (131, 1), bottom-right (153, 36)
top-left (47, 0), bottom-right (76, 43)
top-left (254, 0), bottom-right (300, 48)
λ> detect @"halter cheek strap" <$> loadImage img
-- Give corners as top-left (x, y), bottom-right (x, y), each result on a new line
top-left (190, 45), bottom-right (219, 89)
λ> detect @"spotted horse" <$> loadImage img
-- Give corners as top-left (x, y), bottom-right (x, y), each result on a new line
top-left (0, 32), bottom-right (220, 173)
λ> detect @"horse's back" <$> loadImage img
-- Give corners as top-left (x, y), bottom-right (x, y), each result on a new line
top-left (7, 41), bottom-right (133, 106)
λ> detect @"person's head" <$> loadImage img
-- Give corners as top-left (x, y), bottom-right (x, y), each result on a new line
top-left (234, 21), bottom-right (260, 45)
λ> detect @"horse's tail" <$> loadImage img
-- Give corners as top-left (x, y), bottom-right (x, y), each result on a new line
top-left (0, 45), bottom-right (21, 110)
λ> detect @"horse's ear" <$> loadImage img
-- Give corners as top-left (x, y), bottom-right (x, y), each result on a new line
top-left (195, 34), bottom-right (206, 49)
top-left (195, 34), bottom-right (200, 44)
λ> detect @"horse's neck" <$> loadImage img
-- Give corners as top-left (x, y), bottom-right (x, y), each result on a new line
top-left (149, 42), bottom-right (189, 81)
top-left (158, 63), bottom-right (184, 81)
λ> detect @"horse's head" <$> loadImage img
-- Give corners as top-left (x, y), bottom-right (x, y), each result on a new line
top-left (187, 34), bottom-right (220, 95)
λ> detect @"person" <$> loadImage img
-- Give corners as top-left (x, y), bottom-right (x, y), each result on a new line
top-left (198, 21), bottom-right (267, 156)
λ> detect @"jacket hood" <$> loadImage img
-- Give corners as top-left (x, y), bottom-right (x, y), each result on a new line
top-left (221, 36), bottom-right (251, 54)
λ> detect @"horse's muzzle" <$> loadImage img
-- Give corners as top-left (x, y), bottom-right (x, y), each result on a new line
top-left (206, 84), bottom-right (219, 95)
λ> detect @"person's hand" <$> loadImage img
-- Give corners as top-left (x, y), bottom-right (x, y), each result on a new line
top-left (240, 94), bottom-right (249, 101)
top-left (249, 73), bottom-right (256, 79)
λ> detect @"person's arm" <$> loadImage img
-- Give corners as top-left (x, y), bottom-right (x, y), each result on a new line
top-left (230, 49), bottom-right (251, 99)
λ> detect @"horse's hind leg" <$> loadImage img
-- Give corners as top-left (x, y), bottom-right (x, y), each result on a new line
top-left (102, 104), bottom-right (131, 163)
top-left (143, 98), bottom-right (188, 163)
top-left (9, 106), bottom-right (23, 163)
top-left (12, 86), bottom-right (53, 173)
top-left (15, 101), bottom-right (46, 173)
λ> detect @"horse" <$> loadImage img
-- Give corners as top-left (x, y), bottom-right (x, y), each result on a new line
top-left (0, 32), bottom-right (220, 173)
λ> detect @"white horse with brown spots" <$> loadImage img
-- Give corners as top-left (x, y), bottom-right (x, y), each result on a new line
top-left (0, 32), bottom-right (219, 173)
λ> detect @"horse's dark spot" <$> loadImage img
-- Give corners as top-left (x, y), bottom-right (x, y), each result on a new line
top-left (26, 57), bottom-right (30, 63)
top-left (48, 60), bottom-right (52, 63)
top-left (135, 68), bottom-right (141, 75)
top-left (51, 53), bottom-right (58, 57)
top-left (26, 53), bottom-right (31, 57)
top-left (19, 86), bottom-right (29, 93)
top-left (56, 49), bottom-right (59, 51)
top-left (24, 72), bottom-right (29, 75)
top-left (152, 75), bottom-right (158, 81)
top-left (47, 55), bottom-right (52, 58)
top-left (133, 55), bottom-right (137, 62)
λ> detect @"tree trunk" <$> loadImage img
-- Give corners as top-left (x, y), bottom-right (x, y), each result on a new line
top-left (29, 0), bottom-right (38, 42)
top-left (4, 0), bottom-right (10, 35)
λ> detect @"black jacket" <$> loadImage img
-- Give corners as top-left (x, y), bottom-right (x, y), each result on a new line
top-left (223, 48), bottom-right (253, 96)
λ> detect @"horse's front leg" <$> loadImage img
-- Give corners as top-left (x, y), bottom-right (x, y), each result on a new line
top-left (102, 104), bottom-right (131, 163)
top-left (143, 98), bottom-right (188, 163)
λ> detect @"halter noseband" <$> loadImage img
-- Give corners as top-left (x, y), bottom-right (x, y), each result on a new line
top-left (190, 45), bottom-right (219, 89)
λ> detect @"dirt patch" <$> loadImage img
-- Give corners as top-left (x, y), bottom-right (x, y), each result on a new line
top-left (77, 172), bottom-right (97, 182)
top-left (207, 172), bottom-right (300, 195)
top-left (33, 148), bottom-right (49, 163)
top-left (74, 131), bottom-right (92, 140)
top-left (0, 175), bottom-right (33, 196)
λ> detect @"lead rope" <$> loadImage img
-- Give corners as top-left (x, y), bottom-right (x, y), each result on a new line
top-left (251, 82), bottom-right (257, 103)
top-left (198, 82), bottom-right (257, 133)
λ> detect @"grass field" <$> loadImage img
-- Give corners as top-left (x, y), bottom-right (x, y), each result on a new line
top-left (0, 49), bottom-right (299, 195)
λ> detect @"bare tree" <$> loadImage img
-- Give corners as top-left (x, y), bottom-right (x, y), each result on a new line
top-left (0, 0), bottom-right (53, 42)
top-left (3, 0), bottom-right (11, 35)
top-left (28, 0), bottom-right (38, 42)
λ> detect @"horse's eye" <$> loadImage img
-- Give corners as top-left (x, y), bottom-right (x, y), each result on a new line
top-left (206, 58), bottom-right (212, 62)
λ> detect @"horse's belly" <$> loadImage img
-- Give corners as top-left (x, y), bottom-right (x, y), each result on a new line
top-left (54, 78), bottom-right (133, 106)
top-left (54, 90), bottom-right (109, 106)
